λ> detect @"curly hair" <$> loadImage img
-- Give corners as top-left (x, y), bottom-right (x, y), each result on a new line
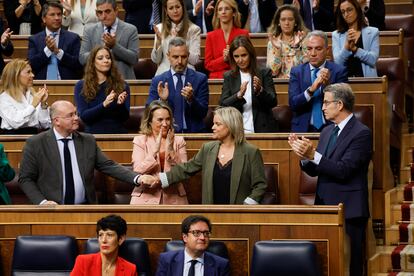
top-left (161, 0), bottom-right (191, 39)
top-left (81, 46), bottom-right (124, 102)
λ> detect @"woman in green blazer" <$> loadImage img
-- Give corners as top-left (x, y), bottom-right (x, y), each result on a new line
top-left (0, 144), bottom-right (15, 204)
top-left (140, 106), bottom-right (267, 204)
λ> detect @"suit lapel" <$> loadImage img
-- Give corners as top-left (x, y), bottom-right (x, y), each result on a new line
top-left (72, 132), bottom-right (86, 182)
top-left (230, 144), bottom-right (245, 204)
top-left (303, 63), bottom-right (312, 89)
top-left (46, 130), bottom-right (64, 187)
top-left (203, 252), bottom-right (215, 276)
top-left (58, 29), bottom-right (65, 49)
top-left (173, 251), bottom-right (185, 275)
top-left (326, 116), bottom-right (356, 157)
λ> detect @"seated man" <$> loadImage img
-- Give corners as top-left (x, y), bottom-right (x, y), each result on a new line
top-left (146, 37), bottom-right (209, 133)
top-left (289, 30), bottom-right (348, 132)
top-left (28, 2), bottom-right (82, 80)
top-left (156, 215), bottom-right (230, 276)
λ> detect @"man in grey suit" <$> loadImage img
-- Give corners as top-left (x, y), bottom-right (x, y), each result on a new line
top-left (18, 101), bottom-right (147, 205)
top-left (79, 0), bottom-right (139, 79)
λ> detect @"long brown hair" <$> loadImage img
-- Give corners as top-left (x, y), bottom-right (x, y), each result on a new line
top-left (0, 59), bottom-right (33, 102)
top-left (229, 35), bottom-right (257, 76)
top-left (335, 0), bottom-right (367, 33)
top-left (161, 0), bottom-right (190, 39)
top-left (82, 46), bottom-right (124, 102)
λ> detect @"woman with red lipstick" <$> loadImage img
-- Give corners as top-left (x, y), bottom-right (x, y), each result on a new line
top-left (74, 46), bottom-right (130, 134)
top-left (0, 59), bottom-right (51, 134)
top-left (71, 214), bottom-right (137, 276)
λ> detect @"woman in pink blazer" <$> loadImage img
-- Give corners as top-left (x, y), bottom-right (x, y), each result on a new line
top-left (130, 100), bottom-right (188, 204)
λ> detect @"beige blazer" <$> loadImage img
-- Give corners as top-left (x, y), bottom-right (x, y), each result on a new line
top-left (130, 134), bottom-right (188, 204)
top-left (62, 0), bottom-right (98, 36)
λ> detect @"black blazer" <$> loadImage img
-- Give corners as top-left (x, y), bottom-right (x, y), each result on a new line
top-left (220, 67), bottom-right (278, 132)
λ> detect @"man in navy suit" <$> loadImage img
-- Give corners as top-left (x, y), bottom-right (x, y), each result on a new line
top-left (147, 37), bottom-right (209, 133)
top-left (289, 30), bottom-right (348, 132)
top-left (238, 0), bottom-right (277, 33)
top-left (156, 215), bottom-right (230, 276)
top-left (185, 0), bottom-right (215, 33)
top-left (289, 83), bottom-right (372, 276)
top-left (28, 2), bottom-right (82, 80)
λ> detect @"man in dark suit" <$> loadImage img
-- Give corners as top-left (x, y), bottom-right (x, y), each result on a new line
top-left (289, 83), bottom-right (372, 276)
top-left (289, 30), bottom-right (348, 132)
top-left (185, 0), bottom-right (215, 33)
top-left (18, 100), bottom-right (147, 205)
top-left (156, 215), bottom-right (230, 276)
top-left (147, 37), bottom-right (209, 133)
top-left (357, 0), bottom-right (385, 30)
top-left (238, 0), bottom-right (277, 32)
top-left (28, 2), bottom-right (82, 80)
top-left (0, 19), bottom-right (14, 75)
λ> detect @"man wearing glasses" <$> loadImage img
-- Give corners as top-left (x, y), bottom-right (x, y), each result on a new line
top-left (156, 215), bottom-right (230, 276)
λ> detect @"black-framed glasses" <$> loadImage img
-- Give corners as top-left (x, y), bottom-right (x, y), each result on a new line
top-left (188, 230), bottom-right (211, 238)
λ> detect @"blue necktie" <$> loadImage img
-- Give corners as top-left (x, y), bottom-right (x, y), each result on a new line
top-left (311, 68), bottom-right (323, 130)
top-left (46, 32), bottom-right (59, 80)
top-left (303, 0), bottom-right (313, 30)
top-left (324, 126), bottom-right (340, 155)
top-left (61, 139), bottom-right (75, 204)
top-left (173, 73), bottom-right (184, 132)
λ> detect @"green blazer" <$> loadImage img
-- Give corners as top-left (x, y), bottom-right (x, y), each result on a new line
top-left (166, 141), bottom-right (267, 204)
top-left (0, 144), bottom-right (14, 204)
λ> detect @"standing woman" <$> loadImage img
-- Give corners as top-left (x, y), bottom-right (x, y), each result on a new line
top-left (204, 0), bottom-right (249, 79)
top-left (152, 0), bottom-right (201, 76)
top-left (74, 46), bottom-right (130, 134)
top-left (130, 100), bottom-right (188, 205)
top-left (332, 0), bottom-right (379, 77)
top-left (220, 35), bottom-right (278, 133)
top-left (60, 0), bottom-right (98, 36)
top-left (4, 0), bottom-right (45, 35)
top-left (266, 5), bottom-right (308, 78)
top-left (0, 59), bottom-right (50, 134)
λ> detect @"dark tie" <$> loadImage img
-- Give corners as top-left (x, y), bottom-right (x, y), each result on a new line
top-left (303, 0), bottom-right (313, 30)
top-left (311, 67), bottom-right (323, 130)
top-left (173, 73), bottom-right (184, 132)
top-left (106, 25), bottom-right (112, 34)
top-left (324, 126), bottom-right (340, 155)
top-left (61, 139), bottom-right (75, 204)
top-left (188, 260), bottom-right (198, 276)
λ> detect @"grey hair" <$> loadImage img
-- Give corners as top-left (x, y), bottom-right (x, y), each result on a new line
top-left (168, 37), bottom-right (188, 52)
top-left (96, 0), bottom-right (117, 9)
top-left (42, 2), bottom-right (63, 18)
top-left (323, 83), bottom-right (355, 112)
top-left (306, 30), bottom-right (329, 48)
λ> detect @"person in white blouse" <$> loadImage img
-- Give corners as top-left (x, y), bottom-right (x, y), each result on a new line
top-left (152, 0), bottom-right (201, 76)
top-left (60, 0), bottom-right (98, 36)
top-left (0, 59), bottom-right (51, 134)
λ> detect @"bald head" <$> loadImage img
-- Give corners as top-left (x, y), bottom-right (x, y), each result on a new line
top-left (51, 101), bottom-right (80, 137)
top-left (50, 100), bottom-right (75, 121)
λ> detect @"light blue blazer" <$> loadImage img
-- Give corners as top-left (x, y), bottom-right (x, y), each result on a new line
top-left (332, 26), bottom-right (379, 77)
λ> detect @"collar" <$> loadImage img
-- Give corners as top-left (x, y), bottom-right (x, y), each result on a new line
top-left (170, 67), bottom-right (188, 76)
top-left (309, 61), bottom-right (327, 71)
top-left (184, 248), bottom-right (205, 265)
top-left (171, 21), bottom-right (183, 32)
top-left (53, 128), bottom-right (73, 141)
top-left (336, 113), bottom-right (353, 135)
top-left (103, 18), bottom-right (119, 32)
top-left (45, 28), bottom-right (61, 36)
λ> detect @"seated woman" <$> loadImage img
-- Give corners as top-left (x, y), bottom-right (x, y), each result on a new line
top-left (266, 5), bottom-right (308, 78)
top-left (0, 144), bottom-right (15, 205)
top-left (130, 100), bottom-right (188, 205)
top-left (60, 0), bottom-right (98, 36)
top-left (152, 0), bottom-right (200, 76)
top-left (74, 46), bottom-right (130, 134)
top-left (139, 106), bottom-right (267, 204)
top-left (4, 0), bottom-right (44, 35)
top-left (204, 0), bottom-right (249, 79)
top-left (220, 36), bottom-right (278, 133)
top-left (0, 59), bottom-right (50, 134)
top-left (71, 214), bottom-right (137, 276)
top-left (332, 0), bottom-right (379, 77)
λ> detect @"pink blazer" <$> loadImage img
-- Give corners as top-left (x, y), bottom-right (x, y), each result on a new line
top-left (71, 253), bottom-right (137, 276)
top-left (130, 134), bottom-right (188, 204)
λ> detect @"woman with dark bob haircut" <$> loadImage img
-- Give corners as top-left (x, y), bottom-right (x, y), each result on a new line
top-left (71, 214), bottom-right (137, 275)
top-left (220, 35), bottom-right (278, 133)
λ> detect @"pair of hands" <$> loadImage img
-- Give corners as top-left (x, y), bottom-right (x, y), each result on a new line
top-left (103, 90), bottom-right (128, 108)
top-left (32, 84), bottom-right (49, 108)
top-left (1, 28), bottom-right (12, 46)
top-left (194, 0), bottom-right (215, 16)
top-left (154, 127), bottom-right (175, 158)
top-left (288, 133), bottom-right (315, 160)
top-left (237, 76), bottom-right (263, 99)
top-left (157, 81), bottom-right (194, 102)
top-left (101, 32), bottom-right (116, 49)
top-left (308, 68), bottom-right (330, 95)
top-left (345, 29), bottom-right (360, 52)
top-left (292, 0), bottom-right (320, 10)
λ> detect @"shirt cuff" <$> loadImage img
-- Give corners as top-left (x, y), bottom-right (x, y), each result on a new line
top-left (312, 151), bottom-right (322, 165)
top-left (39, 199), bottom-right (48, 205)
top-left (159, 172), bottom-right (169, 188)
top-left (244, 197), bottom-right (259, 205)
top-left (44, 47), bottom-right (52, 57)
top-left (133, 174), bottom-right (141, 186)
top-left (304, 88), bottom-right (312, 101)
top-left (56, 49), bottom-right (64, 60)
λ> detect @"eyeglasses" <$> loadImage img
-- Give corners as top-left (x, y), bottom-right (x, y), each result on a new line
top-left (56, 112), bottom-right (79, 120)
top-left (188, 230), bottom-right (211, 238)
top-left (322, 100), bottom-right (338, 106)
top-left (341, 7), bottom-right (354, 15)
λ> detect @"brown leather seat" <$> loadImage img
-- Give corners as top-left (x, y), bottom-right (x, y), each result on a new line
top-left (261, 165), bottom-right (279, 204)
top-left (272, 105), bottom-right (292, 132)
top-left (134, 58), bottom-right (157, 79)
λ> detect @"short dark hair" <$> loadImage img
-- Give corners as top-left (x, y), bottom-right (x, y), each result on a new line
top-left (324, 83), bottom-right (355, 112)
top-left (42, 2), bottom-right (63, 18)
top-left (96, 0), bottom-right (117, 9)
top-left (96, 214), bottom-right (127, 239)
top-left (335, 0), bottom-right (367, 33)
top-left (181, 215), bottom-right (212, 234)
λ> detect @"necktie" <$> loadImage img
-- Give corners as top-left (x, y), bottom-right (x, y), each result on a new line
top-left (61, 139), bottom-right (75, 204)
top-left (173, 73), bottom-right (184, 132)
top-left (188, 260), bottom-right (198, 276)
top-left (311, 68), bottom-right (323, 130)
top-left (106, 25), bottom-right (112, 34)
top-left (150, 0), bottom-right (161, 27)
top-left (324, 126), bottom-right (340, 155)
top-left (46, 32), bottom-right (59, 80)
top-left (303, 0), bottom-right (313, 30)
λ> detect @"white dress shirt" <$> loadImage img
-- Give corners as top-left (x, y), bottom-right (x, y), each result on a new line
top-left (183, 249), bottom-right (204, 276)
top-left (240, 71), bottom-right (254, 133)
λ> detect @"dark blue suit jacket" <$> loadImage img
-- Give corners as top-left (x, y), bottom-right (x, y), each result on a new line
top-left (288, 61), bottom-right (348, 132)
top-left (147, 68), bottom-right (209, 133)
top-left (301, 116), bottom-right (372, 219)
top-left (28, 29), bottom-right (82, 80)
top-left (155, 250), bottom-right (230, 276)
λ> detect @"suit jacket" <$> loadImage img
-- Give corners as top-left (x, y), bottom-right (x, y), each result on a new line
top-left (0, 19), bottom-right (14, 75)
top-left (365, 0), bottom-right (385, 30)
top-left (156, 250), bottom-right (230, 276)
top-left (220, 68), bottom-right (278, 132)
top-left (332, 26), bottom-right (379, 77)
top-left (71, 253), bottom-right (137, 276)
top-left (146, 68), bottom-right (209, 133)
top-left (238, 0), bottom-right (277, 31)
top-left (166, 141), bottom-right (267, 204)
top-left (185, 0), bottom-right (214, 33)
top-left (28, 28), bottom-right (82, 80)
top-left (130, 135), bottom-right (188, 204)
top-left (288, 61), bottom-right (348, 132)
top-left (18, 129), bottom-right (138, 204)
top-left (301, 116), bottom-right (372, 219)
top-left (123, 0), bottom-right (153, 34)
top-left (79, 20), bottom-right (139, 79)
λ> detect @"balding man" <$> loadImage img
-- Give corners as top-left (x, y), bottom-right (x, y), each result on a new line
top-left (19, 100), bottom-right (143, 205)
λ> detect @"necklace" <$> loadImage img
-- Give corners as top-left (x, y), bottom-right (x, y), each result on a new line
top-left (219, 153), bottom-right (225, 159)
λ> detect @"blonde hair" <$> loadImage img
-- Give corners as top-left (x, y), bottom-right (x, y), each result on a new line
top-left (0, 59), bottom-right (32, 102)
top-left (140, 100), bottom-right (175, 135)
top-left (212, 0), bottom-right (242, 30)
top-left (214, 106), bottom-right (245, 144)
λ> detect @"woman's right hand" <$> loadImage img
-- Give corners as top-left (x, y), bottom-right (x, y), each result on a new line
top-left (60, 0), bottom-right (72, 14)
top-left (154, 25), bottom-right (162, 46)
top-left (223, 45), bottom-right (230, 62)
top-left (237, 81), bottom-right (248, 99)
top-left (103, 90), bottom-right (117, 107)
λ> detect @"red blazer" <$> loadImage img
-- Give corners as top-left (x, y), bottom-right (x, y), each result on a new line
top-left (204, 27), bottom-right (249, 79)
top-left (71, 253), bottom-right (137, 276)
